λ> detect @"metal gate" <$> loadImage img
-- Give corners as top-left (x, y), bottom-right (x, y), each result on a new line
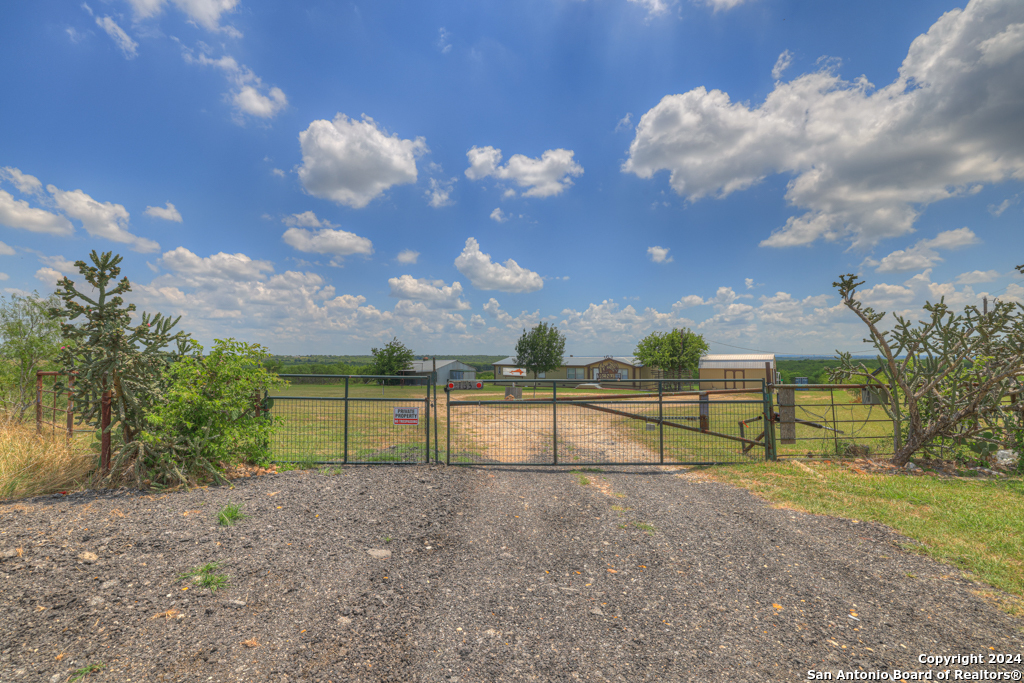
top-left (445, 379), bottom-right (776, 466)
top-left (268, 375), bottom-right (438, 465)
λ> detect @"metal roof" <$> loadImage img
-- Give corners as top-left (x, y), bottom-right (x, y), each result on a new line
top-left (493, 356), bottom-right (643, 367)
top-left (403, 360), bottom-right (470, 373)
top-left (699, 353), bottom-right (776, 369)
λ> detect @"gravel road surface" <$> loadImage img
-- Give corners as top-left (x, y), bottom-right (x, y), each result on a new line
top-left (1, 465), bottom-right (1021, 682)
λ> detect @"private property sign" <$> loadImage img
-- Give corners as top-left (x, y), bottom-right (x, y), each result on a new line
top-left (503, 367), bottom-right (527, 377)
top-left (393, 407), bottom-right (420, 425)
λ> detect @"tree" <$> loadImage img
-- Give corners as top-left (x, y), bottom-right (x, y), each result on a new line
top-left (829, 272), bottom-right (1024, 467)
top-left (514, 322), bottom-right (566, 393)
top-left (370, 337), bottom-right (415, 381)
top-left (0, 292), bottom-right (62, 419)
top-left (633, 328), bottom-right (709, 383)
top-left (49, 251), bottom-right (195, 481)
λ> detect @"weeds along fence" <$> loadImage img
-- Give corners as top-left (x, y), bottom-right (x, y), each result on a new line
top-left (268, 374), bottom-right (439, 465)
top-left (773, 383), bottom-right (895, 459)
top-left (35, 371), bottom-right (75, 437)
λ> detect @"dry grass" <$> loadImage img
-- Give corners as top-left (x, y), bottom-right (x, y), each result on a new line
top-left (0, 417), bottom-right (97, 501)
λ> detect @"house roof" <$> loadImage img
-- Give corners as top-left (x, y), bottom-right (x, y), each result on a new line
top-left (493, 356), bottom-right (643, 367)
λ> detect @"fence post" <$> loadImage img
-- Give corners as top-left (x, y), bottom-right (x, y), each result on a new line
top-left (36, 372), bottom-right (43, 435)
top-left (658, 380), bottom-right (664, 464)
top-left (424, 379), bottom-right (430, 464)
top-left (445, 386), bottom-right (451, 466)
top-left (100, 390), bottom-right (111, 474)
top-left (343, 377), bottom-right (349, 465)
top-left (552, 382), bottom-right (558, 465)
top-left (66, 374), bottom-right (74, 439)
top-left (433, 379), bottom-right (438, 463)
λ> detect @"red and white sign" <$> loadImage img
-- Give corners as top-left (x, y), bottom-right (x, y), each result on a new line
top-left (503, 367), bottom-right (527, 377)
top-left (393, 407), bottom-right (419, 425)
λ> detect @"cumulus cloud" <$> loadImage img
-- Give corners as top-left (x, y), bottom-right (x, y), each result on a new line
top-left (956, 269), bottom-right (1001, 284)
top-left (298, 114), bottom-right (427, 209)
top-left (454, 237), bottom-right (543, 293)
top-left (647, 245), bottom-right (672, 263)
top-left (771, 49), bottom-right (793, 80)
top-left (181, 49), bottom-right (287, 120)
top-left (489, 207), bottom-right (508, 223)
top-left (39, 255), bottom-right (76, 271)
top-left (426, 177), bottom-right (456, 208)
top-left (145, 202), bottom-right (182, 222)
top-left (465, 146), bottom-right (583, 198)
top-left (615, 113), bottom-right (633, 132)
top-left (1, 167), bottom-right (43, 195)
top-left (388, 275), bottom-right (470, 310)
top-left (671, 294), bottom-right (706, 310)
top-left (48, 185), bottom-right (159, 252)
top-left (624, 0), bottom-right (1024, 250)
top-left (35, 267), bottom-right (64, 288)
top-left (126, 0), bottom-right (240, 34)
top-left (282, 211), bottom-right (337, 228)
top-left (0, 241), bottom-right (15, 256)
top-left (627, 0), bottom-right (670, 16)
top-left (160, 246), bottom-right (273, 281)
top-left (0, 190), bottom-right (73, 236)
top-left (701, 0), bottom-right (750, 9)
top-left (862, 227), bottom-right (979, 273)
top-left (396, 249), bottom-right (419, 264)
top-left (282, 226), bottom-right (373, 257)
top-left (96, 16), bottom-right (138, 59)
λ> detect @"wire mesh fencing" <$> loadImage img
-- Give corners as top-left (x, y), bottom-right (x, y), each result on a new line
top-left (774, 384), bottom-right (896, 459)
top-left (268, 375), bottom-right (434, 465)
top-left (445, 379), bottom-right (772, 466)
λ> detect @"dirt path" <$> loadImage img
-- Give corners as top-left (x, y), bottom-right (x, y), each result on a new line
top-left (1, 466), bottom-right (1021, 682)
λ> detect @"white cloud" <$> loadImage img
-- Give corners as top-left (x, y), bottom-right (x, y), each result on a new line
top-left (627, 0), bottom-right (670, 16)
top-left (426, 177), bottom-right (456, 207)
top-left (701, 0), bottom-right (750, 9)
top-left (771, 49), bottom-right (793, 80)
top-left (388, 275), bottom-right (470, 310)
top-left (181, 49), bottom-right (287, 120)
top-left (454, 237), bottom-right (543, 293)
top-left (272, 168), bottom-right (285, 178)
top-left (0, 167), bottom-right (43, 195)
top-left (671, 294), bottom-right (706, 310)
top-left (160, 246), bottom-right (273, 281)
top-left (559, 299), bottom-right (696, 347)
top-left (616, 113), bottom-right (633, 132)
top-left (647, 245), bottom-right (673, 263)
top-left (988, 196), bottom-right (1019, 215)
top-left (66, 27), bottom-right (86, 43)
top-left (298, 114), bottom-right (427, 209)
top-left (282, 211), bottom-right (338, 228)
top-left (145, 202), bottom-right (182, 222)
top-left (624, 0), bottom-right (1024, 250)
top-left (437, 27), bottom-right (452, 54)
top-left (862, 227), bottom-right (979, 273)
top-left (0, 190), bottom-right (73, 236)
top-left (396, 249), bottom-right (419, 264)
top-left (282, 227), bottom-right (373, 257)
top-left (126, 0), bottom-right (240, 34)
top-left (489, 207), bottom-right (508, 223)
top-left (35, 267), bottom-right (64, 288)
top-left (745, 278), bottom-right (754, 289)
top-left (48, 185), bottom-right (159, 252)
top-left (39, 255), bottom-right (76, 271)
top-left (465, 146), bottom-right (583, 198)
top-left (956, 269), bottom-right (1001, 284)
top-left (96, 16), bottom-right (138, 59)
top-left (0, 242), bottom-right (15, 256)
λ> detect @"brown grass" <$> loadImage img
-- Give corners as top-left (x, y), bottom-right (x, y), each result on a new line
top-left (0, 417), bottom-right (97, 501)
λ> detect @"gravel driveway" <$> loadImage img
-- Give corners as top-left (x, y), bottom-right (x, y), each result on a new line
top-left (1, 465), bottom-right (1021, 682)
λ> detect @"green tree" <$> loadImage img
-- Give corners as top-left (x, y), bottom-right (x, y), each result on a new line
top-left (0, 292), bottom-right (62, 419)
top-left (48, 251), bottom-right (194, 481)
top-left (633, 328), bottom-right (709, 383)
top-left (829, 272), bottom-right (1024, 466)
top-left (514, 322), bottom-right (566, 393)
top-left (370, 337), bottom-right (415, 381)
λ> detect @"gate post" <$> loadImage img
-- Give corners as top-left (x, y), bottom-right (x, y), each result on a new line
top-left (658, 381), bottom-right (664, 464)
top-left (445, 385), bottom-right (451, 465)
top-left (425, 379), bottom-right (430, 464)
top-left (552, 382), bottom-right (558, 465)
top-left (36, 372), bottom-right (43, 435)
top-left (67, 374), bottom-right (75, 439)
top-left (763, 383), bottom-right (777, 461)
top-left (343, 377), bottom-right (349, 465)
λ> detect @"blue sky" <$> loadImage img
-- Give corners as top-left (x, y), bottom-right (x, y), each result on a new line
top-left (1, 0), bottom-right (1022, 356)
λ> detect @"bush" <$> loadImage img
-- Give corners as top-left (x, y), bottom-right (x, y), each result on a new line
top-left (146, 338), bottom-right (286, 472)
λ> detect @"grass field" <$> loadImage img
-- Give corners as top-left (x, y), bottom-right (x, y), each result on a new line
top-left (695, 460), bottom-right (1024, 609)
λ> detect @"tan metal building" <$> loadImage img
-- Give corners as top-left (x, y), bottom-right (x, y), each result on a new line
top-left (698, 354), bottom-right (777, 391)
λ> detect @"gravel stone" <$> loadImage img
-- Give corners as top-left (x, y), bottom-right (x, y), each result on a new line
top-left (0, 465), bottom-right (1020, 682)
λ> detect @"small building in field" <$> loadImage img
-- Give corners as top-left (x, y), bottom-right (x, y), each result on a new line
top-left (698, 354), bottom-right (777, 391)
top-left (491, 355), bottom-right (657, 386)
top-left (397, 359), bottom-right (476, 386)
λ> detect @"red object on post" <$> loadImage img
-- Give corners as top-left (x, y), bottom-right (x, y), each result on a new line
top-left (100, 390), bottom-right (112, 474)
top-left (475, 381), bottom-right (482, 389)
top-left (447, 382), bottom-right (455, 389)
